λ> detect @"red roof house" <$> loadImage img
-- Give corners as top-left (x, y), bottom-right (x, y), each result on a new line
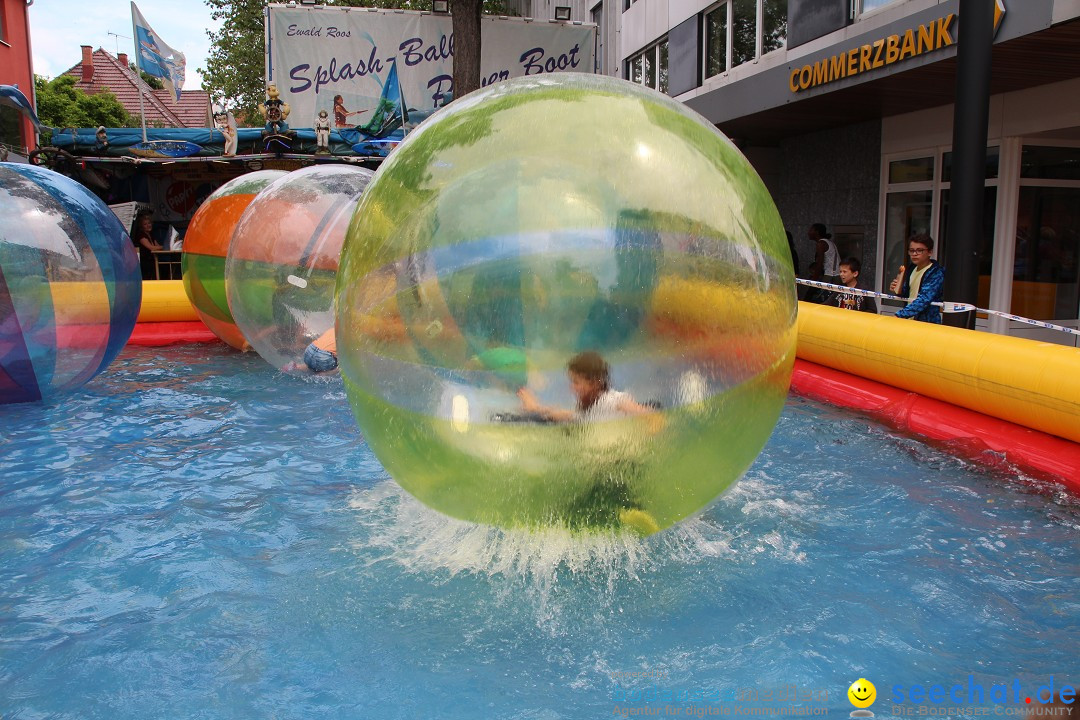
top-left (63, 46), bottom-right (211, 128)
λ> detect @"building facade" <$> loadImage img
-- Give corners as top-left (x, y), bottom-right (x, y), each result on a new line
top-left (541, 0), bottom-right (1080, 344)
top-left (0, 0), bottom-right (37, 159)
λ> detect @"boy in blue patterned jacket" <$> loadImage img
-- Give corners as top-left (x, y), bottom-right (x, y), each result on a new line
top-left (890, 234), bottom-right (945, 324)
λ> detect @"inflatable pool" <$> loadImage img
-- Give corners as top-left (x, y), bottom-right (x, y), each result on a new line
top-left (127, 282), bottom-right (1080, 491)
top-left (793, 303), bottom-right (1080, 491)
top-left (128, 280), bottom-right (215, 346)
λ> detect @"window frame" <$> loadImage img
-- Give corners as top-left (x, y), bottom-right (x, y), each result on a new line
top-left (591, 2), bottom-right (604, 74)
top-left (1012, 140), bottom-right (1080, 332)
top-left (701, 0), bottom-right (787, 81)
top-left (857, 0), bottom-right (902, 20)
top-left (625, 37), bottom-right (670, 94)
top-left (878, 145), bottom-right (1002, 321)
top-left (703, 2), bottom-right (731, 79)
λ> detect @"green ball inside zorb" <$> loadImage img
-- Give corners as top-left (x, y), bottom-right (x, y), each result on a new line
top-left (336, 74), bottom-right (797, 535)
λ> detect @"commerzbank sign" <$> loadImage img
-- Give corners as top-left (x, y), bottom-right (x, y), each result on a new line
top-left (788, 0), bottom-right (1005, 93)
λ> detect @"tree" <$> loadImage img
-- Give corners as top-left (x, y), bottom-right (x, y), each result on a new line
top-left (129, 63), bottom-right (165, 90)
top-left (203, 0), bottom-right (267, 123)
top-left (202, 0), bottom-right (507, 122)
top-left (452, 0), bottom-right (484, 99)
top-left (33, 75), bottom-right (136, 144)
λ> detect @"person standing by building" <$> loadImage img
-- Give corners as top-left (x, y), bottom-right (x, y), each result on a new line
top-left (890, 234), bottom-right (945, 323)
top-left (807, 223), bottom-right (840, 303)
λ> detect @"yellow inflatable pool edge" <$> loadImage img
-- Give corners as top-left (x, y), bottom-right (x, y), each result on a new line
top-left (138, 280), bottom-right (200, 323)
top-left (796, 302), bottom-right (1080, 445)
top-left (44, 280), bottom-right (199, 324)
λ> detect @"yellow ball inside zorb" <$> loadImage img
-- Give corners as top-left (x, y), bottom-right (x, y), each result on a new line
top-left (336, 74), bottom-right (797, 535)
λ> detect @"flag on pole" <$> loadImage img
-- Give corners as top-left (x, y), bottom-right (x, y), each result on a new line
top-left (130, 2), bottom-right (186, 103)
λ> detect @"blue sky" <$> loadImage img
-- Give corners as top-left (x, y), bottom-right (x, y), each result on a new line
top-left (29, 0), bottom-right (219, 90)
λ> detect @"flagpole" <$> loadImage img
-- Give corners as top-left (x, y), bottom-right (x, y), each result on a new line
top-left (130, 1), bottom-right (148, 143)
top-left (396, 59), bottom-right (406, 128)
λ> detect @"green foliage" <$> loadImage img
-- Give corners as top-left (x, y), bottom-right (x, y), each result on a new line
top-left (201, 0), bottom-right (507, 122)
top-left (33, 75), bottom-right (136, 143)
top-left (202, 0), bottom-right (267, 124)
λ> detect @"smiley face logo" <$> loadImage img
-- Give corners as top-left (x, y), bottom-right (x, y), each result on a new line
top-left (848, 678), bottom-right (877, 708)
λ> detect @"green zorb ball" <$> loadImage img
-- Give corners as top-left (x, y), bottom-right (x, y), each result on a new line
top-left (336, 74), bottom-right (797, 535)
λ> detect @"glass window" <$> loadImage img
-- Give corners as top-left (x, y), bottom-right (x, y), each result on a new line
top-left (938, 187), bottom-right (998, 308)
top-left (861, 0), bottom-right (899, 13)
top-left (658, 40), bottom-right (669, 94)
top-left (626, 42), bottom-right (668, 92)
top-left (1020, 146), bottom-right (1080, 181)
top-left (882, 190), bottom-right (933, 295)
top-left (942, 147), bottom-right (1000, 182)
top-left (732, 0), bottom-right (756, 69)
top-left (888, 157), bottom-right (935, 184)
top-left (762, 0), bottom-right (787, 55)
top-left (705, 5), bottom-right (727, 78)
top-left (0, 106), bottom-right (22, 153)
top-left (1012, 187), bottom-right (1080, 320)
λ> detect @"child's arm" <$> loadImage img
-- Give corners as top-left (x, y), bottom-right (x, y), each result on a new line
top-left (615, 395), bottom-right (665, 433)
top-left (614, 396), bottom-right (654, 416)
top-left (517, 388), bottom-right (575, 422)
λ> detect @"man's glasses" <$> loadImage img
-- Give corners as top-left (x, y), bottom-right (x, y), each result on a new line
top-left (908, 248), bottom-right (930, 255)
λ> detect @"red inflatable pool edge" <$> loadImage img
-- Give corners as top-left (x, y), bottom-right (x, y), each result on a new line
top-left (127, 321), bottom-right (220, 347)
top-left (790, 358), bottom-right (1080, 495)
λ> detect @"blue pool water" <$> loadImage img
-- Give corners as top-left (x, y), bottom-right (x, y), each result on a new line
top-left (1, 345), bottom-right (1078, 719)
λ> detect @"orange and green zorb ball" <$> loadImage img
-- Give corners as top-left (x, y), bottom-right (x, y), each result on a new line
top-left (182, 170), bottom-right (286, 350)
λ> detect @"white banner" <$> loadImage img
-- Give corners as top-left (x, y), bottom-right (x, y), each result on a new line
top-left (266, 5), bottom-right (596, 129)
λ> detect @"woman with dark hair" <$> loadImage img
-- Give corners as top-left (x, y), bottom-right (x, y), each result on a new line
top-left (131, 212), bottom-right (163, 281)
top-left (333, 95), bottom-right (365, 128)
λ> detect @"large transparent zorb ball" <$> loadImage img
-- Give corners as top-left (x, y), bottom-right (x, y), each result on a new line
top-left (226, 165), bottom-right (373, 372)
top-left (336, 74), bottom-right (797, 535)
top-left (182, 170), bottom-right (286, 350)
top-left (0, 163), bottom-right (140, 404)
